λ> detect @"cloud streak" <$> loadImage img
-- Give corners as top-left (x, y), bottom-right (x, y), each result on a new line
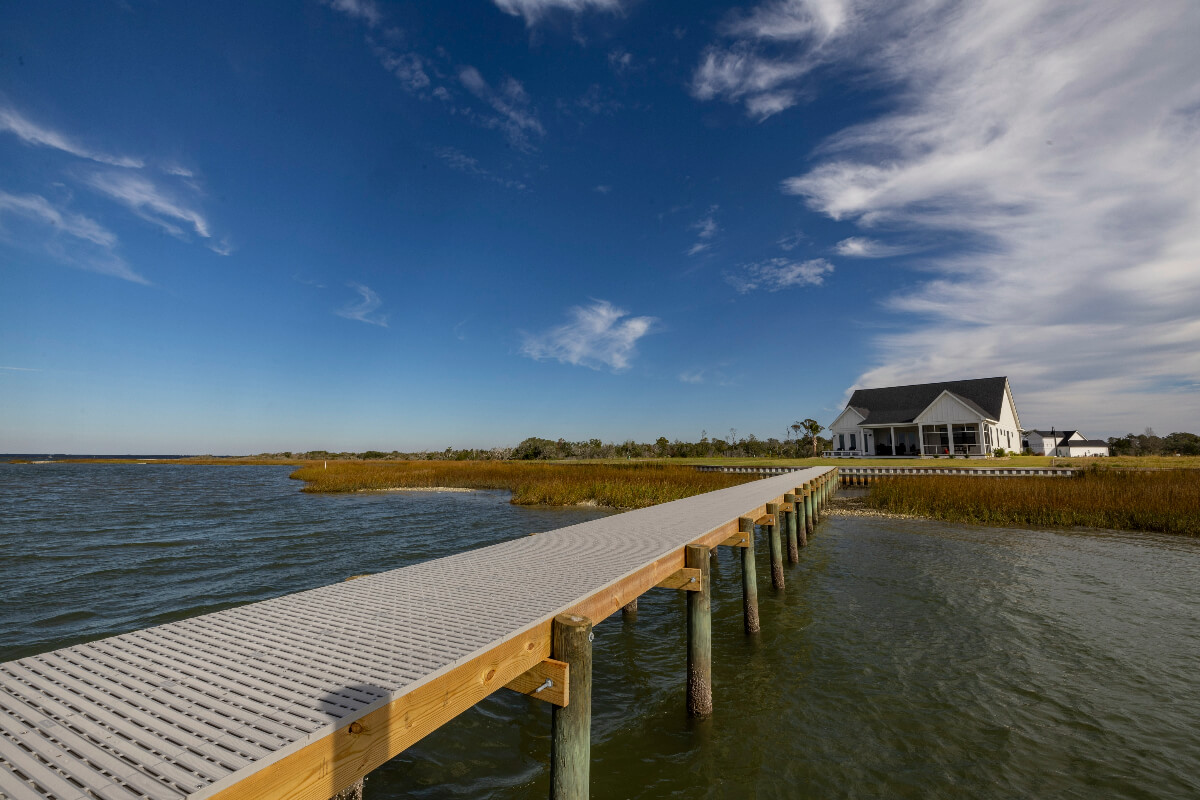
top-left (85, 171), bottom-right (212, 240)
top-left (0, 189), bottom-right (146, 283)
top-left (520, 300), bottom-right (656, 371)
top-left (749, 0), bottom-right (1200, 431)
top-left (336, 282), bottom-right (388, 327)
top-left (727, 257), bottom-right (834, 293)
top-left (492, 0), bottom-right (622, 26)
top-left (0, 107), bottom-right (144, 168)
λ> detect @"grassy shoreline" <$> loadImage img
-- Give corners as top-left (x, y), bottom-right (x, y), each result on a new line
top-left (864, 470), bottom-right (1200, 536)
top-left (287, 461), bottom-right (758, 509)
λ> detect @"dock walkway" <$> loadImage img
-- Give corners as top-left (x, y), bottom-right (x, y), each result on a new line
top-left (0, 467), bottom-right (834, 800)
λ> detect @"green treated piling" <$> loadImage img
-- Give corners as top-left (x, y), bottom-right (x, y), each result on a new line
top-left (551, 614), bottom-right (593, 800)
top-left (783, 493), bottom-right (800, 563)
top-left (766, 502), bottom-right (784, 590)
top-left (801, 484), bottom-right (813, 542)
top-left (738, 517), bottom-right (760, 634)
top-left (686, 544), bottom-right (713, 718)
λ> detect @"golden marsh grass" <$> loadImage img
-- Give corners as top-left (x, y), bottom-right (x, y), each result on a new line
top-left (289, 461), bottom-right (757, 509)
top-left (866, 469), bottom-right (1200, 535)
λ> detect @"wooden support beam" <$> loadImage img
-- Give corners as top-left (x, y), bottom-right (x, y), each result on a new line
top-left (779, 503), bottom-right (794, 512)
top-left (207, 623), bottom-right (552, 800)
top-left (754, 514), bottom-right (777, 527)
top-left (766, 502), bottom-right (785, 590)
top-left (551, 614), bottom-right (592, 800)
top-left (656, 567), bottom-right (703, 591)
top-left (739, 517), bottom-right (760, 634)
top-left (504, 658), bottom-right (569, 707)
top-left (719, 531), bottom-right (751, 547)
top-left (685, 545), bottom-right (712, 718)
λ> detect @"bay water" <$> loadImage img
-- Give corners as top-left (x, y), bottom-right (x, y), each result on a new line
top-left (2, 464), bottom-right (1197, 798)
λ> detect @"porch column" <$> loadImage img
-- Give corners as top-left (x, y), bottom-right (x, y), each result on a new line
top-left (890, 426), bottom-right (896, 457)
top-left (917, 423), bottom-right (924, 456)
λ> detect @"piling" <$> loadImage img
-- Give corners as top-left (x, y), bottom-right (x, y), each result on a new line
top-left (739, 516), bottom-right (760, 634)
top-left (621, 598), bottom-right (637, 616)
top-left (765, 502), bottom-right (785, 590)
top-left (551, 614), bottom-right (593, 800)
top-left (332, 780), bottom-right (364, 800)
top-left (783, 493), bottom-right (800, 563)
top-left (685, 544), bottom-right (713, 718)
top-left (801, 484), bottom-right (813, 541)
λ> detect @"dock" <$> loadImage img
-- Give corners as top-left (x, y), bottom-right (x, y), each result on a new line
top-left (0, 467), bottom-right (837, 800)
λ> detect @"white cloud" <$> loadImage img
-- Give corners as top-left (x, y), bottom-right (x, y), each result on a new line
top-left (458, 66), bottom-right (545, 149)
top-left (0, 189), bottom-right (146, 283)
top-left (777, 231), bottom-right (806, 250)
top-left (324, 0), bottom-right (381, 27)
top-left (435, 147), bottom-right (527, 190)
top-left (679, 369), bottom-right (706, 384)
top-left (520, 300), bottom-right (657, 371)
top-left (691, 45), bottom-right (811, 119)
top-left (0, 106), bottom-right (143, 168)
top-left (594, 184), bottom-right (612, 194)
top-left (492, 0), bottom-right (622, 26)
top-left (84, 171), bottom-right (211, 240)
top-left (336, 282), bottom-right (388, 327)
top-left (728, 257), bottom-right (834, 293)
top-left (608, 49), bottom-right (634, 74)
top-left (834, 236), bottom-right (909, 257)
top-left (747, 0), bottom-right (1200, 432)
top-left (0, 366), bottom-right (42, 371)
top-left (686, 205), bottom-right (720, 255)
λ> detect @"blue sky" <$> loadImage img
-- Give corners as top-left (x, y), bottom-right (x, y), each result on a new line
top-left (2, 0), bottom-right (1198, 453)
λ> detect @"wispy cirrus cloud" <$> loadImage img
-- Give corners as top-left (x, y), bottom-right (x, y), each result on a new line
top-left (732, 0), bottom-right (1200, 431)
top-left (520, 300), bottom-right (656, 371)
top-left (458, 67), bottom-right (544, 150)
top-left (323, 0), bottom-right (382, 27)
top-left (336, 282), bottom-right (388, 327)
top-left (435, 147), bottom-right (527, 190)
top-left (83, 170), bottom-right (224, 251)
top-left (492, 0), bottom-right (622, 26)
top-left (686, 205), bottom-right (720, 256)
top-left (834, 236), bottom-right (911, 258)
top-left (0, 107), bottom-right (144, 168)
top-left (0, 189), bottom-right (146, 283)
top-left (727, 257), bottom-right (833, 293)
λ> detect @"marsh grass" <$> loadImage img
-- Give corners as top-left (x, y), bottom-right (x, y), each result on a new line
top-left (866, 469), bottom-right (1200, 535)
top-left (289, 461), bottom-right (757, 508)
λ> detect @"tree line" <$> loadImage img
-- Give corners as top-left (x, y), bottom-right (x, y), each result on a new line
top-left (1106, 429), bottom-right (1200, 456)
top-left (266, 420), bottom-right (833, 462)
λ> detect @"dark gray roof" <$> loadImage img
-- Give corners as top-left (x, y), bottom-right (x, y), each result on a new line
top-left (845, 377), bottom-right (1008, 425)
top-left (1065, 439), bottom-right (1108, 448)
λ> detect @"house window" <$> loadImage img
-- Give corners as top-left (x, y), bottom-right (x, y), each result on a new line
top-left (850, 433), bottom-right (857, 451)
top-left (838, 434), bottom-right (845, 451)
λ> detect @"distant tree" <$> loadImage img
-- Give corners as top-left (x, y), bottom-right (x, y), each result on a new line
top-left (655, 436), bottom-right (670, 457)
top-left (794, 419), bottom-right (824, 457)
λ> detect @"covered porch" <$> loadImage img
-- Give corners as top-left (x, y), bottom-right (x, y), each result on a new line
top-left (867, 423), bottom-right (991, 457)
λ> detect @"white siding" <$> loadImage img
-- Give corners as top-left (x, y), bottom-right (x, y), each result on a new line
top-left (916, 392), bottom-right (984, 424)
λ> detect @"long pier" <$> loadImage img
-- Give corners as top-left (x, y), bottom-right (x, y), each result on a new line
top-left (0, 467), bottom-right (839, 800)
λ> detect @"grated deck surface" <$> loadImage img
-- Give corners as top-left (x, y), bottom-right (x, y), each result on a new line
top-left (0, 468), bottom-right (829, 799)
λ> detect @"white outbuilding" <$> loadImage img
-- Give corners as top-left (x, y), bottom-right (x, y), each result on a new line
top-left (826, 376), bottom-right (1023, 458)
top-left (1023, 430), bottom-right (1110, 457)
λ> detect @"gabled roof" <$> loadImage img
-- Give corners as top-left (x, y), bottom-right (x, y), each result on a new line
top-left (843, 377), bottom-right (1009, 425)
top-left (1064, 439), bottom-right (1108, 448)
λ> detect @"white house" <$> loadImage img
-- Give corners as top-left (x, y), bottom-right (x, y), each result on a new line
top-left (827, 376), bottom-right (1023, 458)
top-left (1023, 430), bottom-right (1110, 457)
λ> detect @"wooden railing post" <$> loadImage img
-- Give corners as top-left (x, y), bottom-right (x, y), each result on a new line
top-left (783, 493), bottom-right (800, 563)
top-left (765, 503), bottom-right (784, 590)
top-left (738, 517), bottom-right (760, 634)
top-left (685, 544), bottom-right (713, 718)
top-left (551, 614), bottom-right (592, 800)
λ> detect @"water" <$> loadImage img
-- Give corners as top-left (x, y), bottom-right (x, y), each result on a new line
top-left (2, 465), bottom-right (1198, 799)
